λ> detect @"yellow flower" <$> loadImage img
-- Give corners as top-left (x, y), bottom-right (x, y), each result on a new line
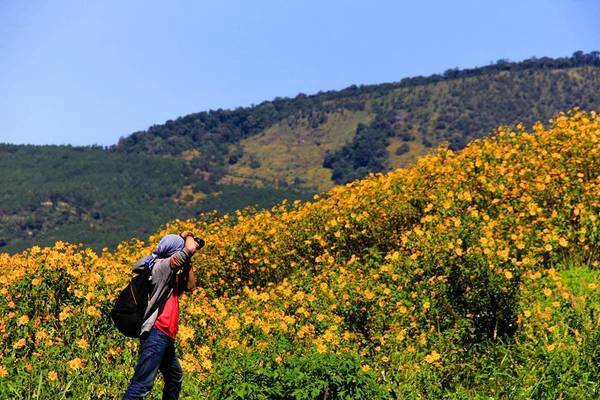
top-left (86, 306), bottom-right (100, 318)
top-left (17, 315), bottom-right (30, 326)
top-left (47, 370), bottom-right (58, 381)
top-left (361, 364), bottom-right (371, 372)
top-left (225, 316), bottom-right (240, 331)
top-left (178, 325), bottom-right (195, 343)
top-left (67, 358), bottom-right (84, 371)
top-left (424, 350), bottom-right (441, 364)
top-left (35, 330), bottom-right (47, 342)
top-left (396, 329), bottom-right (406, 341)
top-left (0, 366), bottom-right (7, 378)
top-left (496, 248), bottom-right (509, 260)
top-left (201, 358), bottom-right (212, 370)
top-left (77, 339), bottom-right (89, 349)
top-left (59, 307), bottom-right (71, 321)
top-left (363, 290), bottom-right (375, 300)
top-left (315, 342), bottom-right (328, 353)
top-left (543, 288), bottom-right (552, 297)
top-left (13, 338), bottom-right (26, 349)
top-left (180, 353), bottom-right (200, 374)
top-left (504, 270), bottom-right (513, 279)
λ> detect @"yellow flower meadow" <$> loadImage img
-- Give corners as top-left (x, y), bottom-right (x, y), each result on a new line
top-left (0, 110), bottom-right (598, 396)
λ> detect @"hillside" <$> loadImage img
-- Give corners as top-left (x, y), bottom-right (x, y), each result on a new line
top-left (115, 51), bottom-right (600, 190)
top-left (0, 145), bottom-right (313, 253)
top-left (0, 111), bottom-right (598, 398)
top-left (2, 51), bottom-right (599, 252)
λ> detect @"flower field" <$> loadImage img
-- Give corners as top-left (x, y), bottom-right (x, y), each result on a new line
top-left (0, 110), bottom-right (599, 399)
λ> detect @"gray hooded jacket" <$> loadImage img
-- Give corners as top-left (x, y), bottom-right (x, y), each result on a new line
top-left (131, 248), bottom-right (192, 337)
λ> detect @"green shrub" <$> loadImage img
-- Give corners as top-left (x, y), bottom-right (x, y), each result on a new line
top-left (207, 351), bottom-right (387, 400)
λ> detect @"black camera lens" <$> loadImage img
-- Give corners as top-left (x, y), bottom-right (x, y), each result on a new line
top-left (194, 237), bottom-right (205, 248)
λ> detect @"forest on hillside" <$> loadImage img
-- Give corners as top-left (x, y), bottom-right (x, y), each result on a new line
top-left (2, 52), bottom-right (600, 252)
top-left (115, 51), bottom-right (600, 184)
top-left (0, 145), bottom-right (313, 253)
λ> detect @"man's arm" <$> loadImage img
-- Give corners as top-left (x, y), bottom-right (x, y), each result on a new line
top-left (173, 232), bottom-right (200, 292)
top-left (169, 248), bottom-right (192, 271)
top-left (183, 264), bottom-right (197, 292)
top-left (169, 233), bottom-right (200, 271)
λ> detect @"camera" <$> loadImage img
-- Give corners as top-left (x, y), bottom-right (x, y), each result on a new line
top-left (193, 237), bottom-right (205, 248)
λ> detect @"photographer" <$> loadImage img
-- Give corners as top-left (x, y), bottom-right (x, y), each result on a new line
top-left (123, 231), bottom-right (202, 400)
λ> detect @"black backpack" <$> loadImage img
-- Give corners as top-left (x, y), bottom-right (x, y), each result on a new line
top-left (110, 265), bottom-right (153, 338)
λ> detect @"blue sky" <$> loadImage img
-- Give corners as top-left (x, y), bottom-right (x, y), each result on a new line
top-left (1, 0), bottom-right (599, 146)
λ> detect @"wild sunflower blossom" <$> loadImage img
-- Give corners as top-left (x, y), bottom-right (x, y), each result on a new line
top-left (47, 370), bottom-right (58, 381)
top-left (67, 358), bottom-right (85, 371)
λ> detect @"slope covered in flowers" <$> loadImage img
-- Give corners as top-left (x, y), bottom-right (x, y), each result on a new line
top-left (0, 110), bottom-right (599, 398)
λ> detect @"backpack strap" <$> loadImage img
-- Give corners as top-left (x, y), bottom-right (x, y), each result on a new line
top-left (141, 262), bottom-right (173, 321)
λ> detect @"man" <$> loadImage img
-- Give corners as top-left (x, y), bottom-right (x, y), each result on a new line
top-left (123, 231), bottom-right (201, 400)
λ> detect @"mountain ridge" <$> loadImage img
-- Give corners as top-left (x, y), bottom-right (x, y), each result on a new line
top-left (112, 51), bottom-right (600, 188)
top-left (2, 51), bottom-right (599, 252)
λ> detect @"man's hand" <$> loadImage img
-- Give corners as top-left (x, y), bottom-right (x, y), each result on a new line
top-left (180, 231), bottom-right (194, 240)
top-left (184, 234), bottom-right (201, 255)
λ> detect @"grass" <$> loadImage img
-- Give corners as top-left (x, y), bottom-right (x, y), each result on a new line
top-left (225, 109), bottom-right (374, 192)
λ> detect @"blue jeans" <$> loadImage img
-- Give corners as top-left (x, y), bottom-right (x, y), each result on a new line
top-left (123, 327), bottom-right (183, 400)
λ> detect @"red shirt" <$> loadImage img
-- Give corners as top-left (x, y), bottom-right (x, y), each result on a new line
top-left (154, 275), bottom-right (180, 339)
